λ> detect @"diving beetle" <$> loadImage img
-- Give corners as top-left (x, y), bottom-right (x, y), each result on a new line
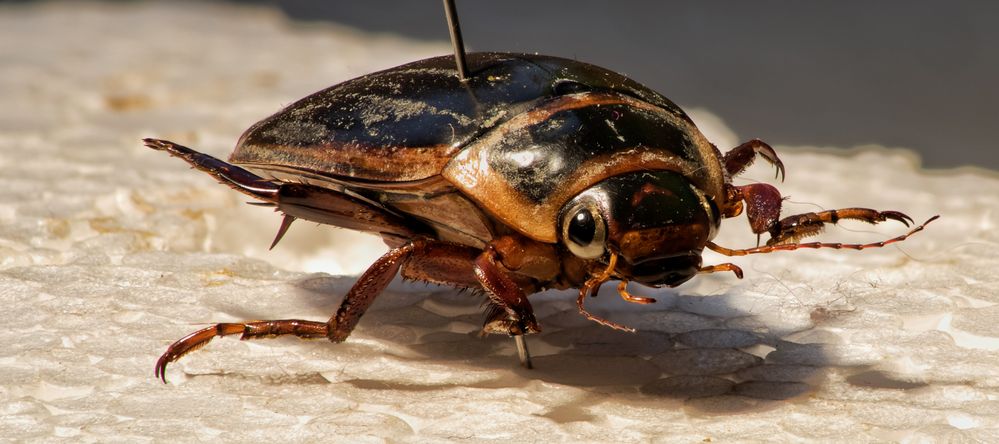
top-left (145, 2), bottom-right (935, 382)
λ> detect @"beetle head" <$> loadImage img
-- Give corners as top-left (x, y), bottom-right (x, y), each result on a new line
top-left (559, 171), bottom-right (719, 287)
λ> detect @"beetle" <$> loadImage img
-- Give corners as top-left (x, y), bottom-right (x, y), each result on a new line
top-left (145, 6), bottom-right (935, 383)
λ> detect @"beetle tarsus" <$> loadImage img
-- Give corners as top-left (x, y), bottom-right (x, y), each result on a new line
top-left (728, 183), bottom-right (785, 235)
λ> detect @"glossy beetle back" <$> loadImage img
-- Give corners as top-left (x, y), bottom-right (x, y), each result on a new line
top-left (443, 90), bottom-right (723, 243)
top-left (229, 53), bottom-right (694, 183)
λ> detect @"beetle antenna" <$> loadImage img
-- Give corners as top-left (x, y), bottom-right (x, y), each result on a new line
top-left (442, 0), bottom-right (469, 81)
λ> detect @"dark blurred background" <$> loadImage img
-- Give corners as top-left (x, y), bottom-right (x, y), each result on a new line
top-left (10, 0), bottom-right (999, 170)
top-left (254, 0), bottom-right (998, 171)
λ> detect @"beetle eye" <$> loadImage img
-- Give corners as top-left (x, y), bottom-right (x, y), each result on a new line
top-left (562, 204), bottom-right (607, 259)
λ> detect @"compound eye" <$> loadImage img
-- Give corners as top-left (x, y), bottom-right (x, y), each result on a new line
top-left (562, 203), bottom-right (607, 259)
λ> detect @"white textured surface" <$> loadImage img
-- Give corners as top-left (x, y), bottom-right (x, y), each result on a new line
top-left (3, 2), bottom-right (999, 442)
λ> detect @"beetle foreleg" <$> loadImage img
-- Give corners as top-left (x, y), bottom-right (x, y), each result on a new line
top-left (722, 139), bottom-right (786, 181)
top-left (726, 182), bottom-right (785, 235)
top-left (706, 215), bottom-right (938, 256)
top-left (765, 208), bottom-right (913, 246)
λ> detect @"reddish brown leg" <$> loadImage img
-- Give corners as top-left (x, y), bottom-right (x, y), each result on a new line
top-left (474, 247), bottom-right (540, 336)
top-left (699, 263), bottom-right (744, 278)
top-left (472, 246), bottom-right (543, 369)
top-left (577, 252), bottom-right (637, 333)
top-left (726, 180), bottom-right (917, 248)
top-left (154, 239), bottom-right (493, 382)
top-left (155, 321), bottom-right (327, 382)
top-left (154, 241), bottom-right (420, 382)
top-left (766, 208), bottom-right (914, 245)
top-left (617, 281), bottom-right (656, 304)
top-left (707, 215), bottom-right (938, 256)
top-left (727, 182), bottom-right (785, 237)
top-left (722, 138), bottom-right (786, 181)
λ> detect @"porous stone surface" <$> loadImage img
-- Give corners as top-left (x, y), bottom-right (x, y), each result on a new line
top-left (3, 2), bottom-right (998, 442)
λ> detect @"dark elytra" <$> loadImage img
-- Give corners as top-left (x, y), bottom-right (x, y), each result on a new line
top-left (144, 8), bottom-right (936, 382)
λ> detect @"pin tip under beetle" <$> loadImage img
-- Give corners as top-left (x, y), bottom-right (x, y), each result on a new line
top-left (514, 335), bottom-right (533, 369)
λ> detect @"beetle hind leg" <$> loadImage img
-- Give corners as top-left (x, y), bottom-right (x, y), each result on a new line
top-left (155, 320), bottom-right (328, 383)
top-left (143, 138), bottom-right (280, 200)
top-left (144, 138), bottom-right (425, 246)
top-left (155, 239), bottom-right (436, 382)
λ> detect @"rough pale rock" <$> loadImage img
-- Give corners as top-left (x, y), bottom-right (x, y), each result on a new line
top-left (2, 2), bottom-right (998, 442)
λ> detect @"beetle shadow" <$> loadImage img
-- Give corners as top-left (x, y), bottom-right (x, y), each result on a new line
top-left (268, 273), bottom-right (911, 415)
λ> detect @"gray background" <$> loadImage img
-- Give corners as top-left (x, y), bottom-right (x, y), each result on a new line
top-left (8, 0), bottom-right (996, 170)
top-left (249, 0), bottom-right (999, 171)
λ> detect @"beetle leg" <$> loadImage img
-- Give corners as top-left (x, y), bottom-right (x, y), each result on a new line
top-left (154, 240), bottom-right (422, 382)
top-left (155, 320), bottom-right (328, 383)
top-left (722, 139), bottom-right (786, 181)
top-left (698, 263), bottom-right (744, 279)
top-left (577, 252), bottom-right (637, 333)
top-left (616, 280), bottom-right (656, 304)
top-left (726, 182), bottom-right (785, 235)
top-left (766, 208), bottom-right (914, 246)
top-left (480, 306), bottom-right (534, 369)
top-left (143, 138), bottom-right (280, 199)
top-left (473, 246), bottom-right (540, 336)
top-left (706, 215), bottom-right (938, 256)
top-left (144, 138), bottom-right (424, 245)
